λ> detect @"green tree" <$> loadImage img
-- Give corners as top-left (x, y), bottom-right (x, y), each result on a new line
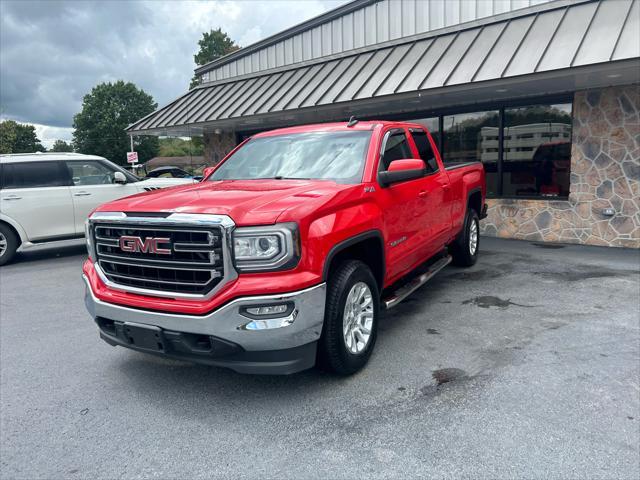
top-left (0, 120), bottom-right (45, 153)
top-left (0, 120), bottom-right (17, 154)
top-left (190, 28), bottom-right (239, 89)
top-left (158, 137), bottom-right (204, 157)
top-left (73, 81), bottom-right (159, 165)
top-left (50, 139), bottom-right (74, 152)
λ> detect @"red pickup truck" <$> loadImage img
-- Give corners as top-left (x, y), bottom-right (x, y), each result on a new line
top-left (82, 121), bottom-right (486, 375)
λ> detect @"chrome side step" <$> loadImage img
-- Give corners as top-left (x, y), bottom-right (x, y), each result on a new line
top-left (382, 255), bottom-right (452, 309)
top-left (17, 237), bottom-right (85, 252)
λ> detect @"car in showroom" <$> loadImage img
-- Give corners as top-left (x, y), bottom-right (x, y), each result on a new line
top-left (0, 152), bottom-right (195, 265)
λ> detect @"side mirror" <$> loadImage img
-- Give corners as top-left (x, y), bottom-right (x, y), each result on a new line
top-left (378, 159), bottom-right (425, 187)
top-left (113, 171), bottom-right (127, 184)
top-left (202, 167), bottom-right (215, 179)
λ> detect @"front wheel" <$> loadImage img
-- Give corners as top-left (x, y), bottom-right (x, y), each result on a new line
top-left (318, 260), bottom-right (379, 375)
top-left (0, 224), bottom-right (18, 267)
top-left (450, 208), bottom-right (480, 267)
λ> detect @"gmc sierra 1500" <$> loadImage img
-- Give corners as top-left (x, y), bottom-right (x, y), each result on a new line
top-left (82, 121), bottom-right (486, 375)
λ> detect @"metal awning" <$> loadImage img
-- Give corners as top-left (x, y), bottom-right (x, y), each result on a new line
top-left (128, 0), bottom-right (640, 135)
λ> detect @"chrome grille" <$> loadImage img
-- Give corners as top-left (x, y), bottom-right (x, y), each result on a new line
top-left (94, 224), bottom-right (224, 296)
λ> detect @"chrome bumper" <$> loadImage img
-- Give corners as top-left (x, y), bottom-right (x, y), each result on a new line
top-left (83, 275), bottom-right (326, 352)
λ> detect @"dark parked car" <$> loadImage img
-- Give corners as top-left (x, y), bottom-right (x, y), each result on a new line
top-left (145, 166), bottom-right (193, 179)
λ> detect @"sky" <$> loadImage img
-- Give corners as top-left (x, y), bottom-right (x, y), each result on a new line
top-left (0, 0), bottom-right (346, 148)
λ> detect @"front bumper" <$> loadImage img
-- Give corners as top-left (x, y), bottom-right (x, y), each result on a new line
top-left (83, 275), bottom-right (326, 374)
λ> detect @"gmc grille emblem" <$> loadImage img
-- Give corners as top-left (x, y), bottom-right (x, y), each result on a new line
top-left (119, 236), bottom-right (172, 255)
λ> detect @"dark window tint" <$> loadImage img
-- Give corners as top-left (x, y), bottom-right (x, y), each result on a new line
top-left (443, 110), bottom-right (499, 196)
top-left (407, 117), bottom-right (439, 150)
top-left (410, 129), bottom-right (438, 173)
top-left (1, 161), bottom-right (70, 189)
top-left (380, 130), bottom-right (412, 170)
top-left (502, 103), bottom-right (572, 198)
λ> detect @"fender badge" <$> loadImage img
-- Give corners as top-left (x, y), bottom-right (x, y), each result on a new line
top-left (389, 236), bottom-right (407, 247)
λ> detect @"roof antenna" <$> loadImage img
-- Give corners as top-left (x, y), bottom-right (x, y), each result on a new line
top-left (347, 116), bottom-right (358, 127)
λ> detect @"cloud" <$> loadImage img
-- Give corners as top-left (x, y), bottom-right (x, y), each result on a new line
top-left (0, 0), bottom-right (346, 144)
top-left (33, 124), bottom-right (74, 149)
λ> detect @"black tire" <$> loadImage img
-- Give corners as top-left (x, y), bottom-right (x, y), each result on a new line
top-left (450, 208), bottom-right (480, 267)
top-left (318, 260), bottom-right (379, 375)
top-left (0, 223), bottom-right (19, 266)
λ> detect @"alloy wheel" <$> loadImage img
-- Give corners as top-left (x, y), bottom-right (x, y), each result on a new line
top-left (342, 281), bottom-right (374, 354)
top-left (0, 232), bottom-right (7, 258)
top-left (469, 218), bottom-right (478, 256)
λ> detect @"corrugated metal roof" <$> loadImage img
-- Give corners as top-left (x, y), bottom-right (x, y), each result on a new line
top-left (128, 0), bottom-right (640, 134)
top-left (196, 0), bottom-right (560, 81)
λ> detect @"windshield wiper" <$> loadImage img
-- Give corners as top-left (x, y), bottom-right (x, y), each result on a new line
top-left (257, 176), bottom-right (311, 180)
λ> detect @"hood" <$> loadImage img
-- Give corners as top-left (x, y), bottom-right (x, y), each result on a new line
top-left (97, 179), bottom-right (356, 225)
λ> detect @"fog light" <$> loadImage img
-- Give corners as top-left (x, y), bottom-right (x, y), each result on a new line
top-left (239, 302), bottom-right (296, 330)
top-left (239, 309), bottom-right (298, 330)
top-left (245, 304), bottom-right (288, 316)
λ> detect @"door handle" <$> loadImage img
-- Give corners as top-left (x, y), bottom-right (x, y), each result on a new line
top-left (418, 190), bottom-right (428, 198)
top-left (2, 195), bottom-right (21, 201)
top-left (73, 192), bottom-right (92, 197)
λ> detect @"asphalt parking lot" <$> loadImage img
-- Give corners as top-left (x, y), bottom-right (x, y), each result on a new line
top-left (1, 237), bottom-right (638, 479)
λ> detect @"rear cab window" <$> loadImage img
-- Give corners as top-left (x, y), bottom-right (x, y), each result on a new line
top-left (1, 161), bottom-right (71, 189)
top-left (409, 128), bottom-right (439, 174)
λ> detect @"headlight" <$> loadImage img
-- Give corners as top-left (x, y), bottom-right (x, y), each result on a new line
top-left (84, 219), bottom-right (96, 260)
top-left (232, 223), bottom-right (299, 272)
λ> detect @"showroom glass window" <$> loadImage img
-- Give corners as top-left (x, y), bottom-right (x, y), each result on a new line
top-left (442, 111), bottom-right (499, 196)
top-left (398, 97), bottom-right (573, 199)
top-left (503, 103), bottom-right (572, 198)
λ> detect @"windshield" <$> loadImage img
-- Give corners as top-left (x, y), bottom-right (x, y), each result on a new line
top-left (210, 131), bottom-right (371, 184)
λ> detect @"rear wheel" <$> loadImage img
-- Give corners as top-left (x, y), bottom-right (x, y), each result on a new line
top-left (318, 260), bottom-right (379, 375)
top-left (0, 224), bottom-right (19, 266)
top-left (450, 208), bottom-right (480, 267)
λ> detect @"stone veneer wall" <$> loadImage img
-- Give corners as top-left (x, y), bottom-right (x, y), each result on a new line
top-left (203, 131), bottom-right (237, 165)
top-left (481, 84), bottom-right (640, 248)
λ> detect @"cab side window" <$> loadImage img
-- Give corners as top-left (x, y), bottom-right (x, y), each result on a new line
top-left (380, 130), bottom-right (413, 171)
top-left (410, 129), bottom-right (439, 173)
top-left (1, 161), bottom-right (71, 189)
top-left (66, 161), bottom-right (116, 186)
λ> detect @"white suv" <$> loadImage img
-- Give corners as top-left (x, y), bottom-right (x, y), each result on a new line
top-left (0, 153), bottom-right (195, 265)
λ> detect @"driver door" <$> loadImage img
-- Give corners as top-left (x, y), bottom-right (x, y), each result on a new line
top-left (376, 128), bottom-right (432, 281)
top-left (65, 160), bottom-right (138, 234)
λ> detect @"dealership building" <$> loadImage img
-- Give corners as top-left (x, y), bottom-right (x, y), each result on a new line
top-left (127, 0), bottom-right (639, 248)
